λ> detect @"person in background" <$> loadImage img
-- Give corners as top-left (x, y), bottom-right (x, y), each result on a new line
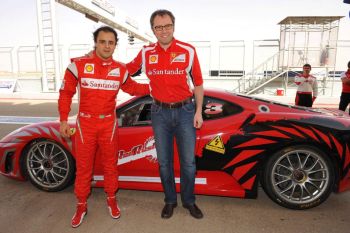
top-left (58, 26), bottom-right (149, 228)
top-left (339, 61), bottom-right (350, 114)
top-left (127, 9), bottom-right (204, 219)
top-left (294, 63), bottom-right (318, 107)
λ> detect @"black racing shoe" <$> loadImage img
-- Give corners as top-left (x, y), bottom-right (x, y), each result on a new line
top-left (161, 203), bottom-right (177, 219)
top-left (183, 203), bottom-right (203, 219)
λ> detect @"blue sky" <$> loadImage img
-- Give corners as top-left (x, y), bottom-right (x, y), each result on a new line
top-left (0, 0), bottom-right (349, 46)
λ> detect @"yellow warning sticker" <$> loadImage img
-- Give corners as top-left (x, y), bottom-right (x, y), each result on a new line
top-left (205, 135), bottom-right (225, 154)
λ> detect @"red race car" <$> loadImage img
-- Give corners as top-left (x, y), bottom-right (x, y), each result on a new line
top-left (1, 89), bottom-right (350, 210)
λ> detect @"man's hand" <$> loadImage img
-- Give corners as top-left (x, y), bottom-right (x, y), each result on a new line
top-left (194, 111), bottom-right (203, 129)
top-left (193, 85), bottom-right (204, 129)
top-left (60, 121), bottom-right (71, 138)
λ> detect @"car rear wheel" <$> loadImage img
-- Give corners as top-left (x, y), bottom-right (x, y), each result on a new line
top-left (21, 139), bottom-right (75, 192)
top-left (261, 145), bottom-right (335, 209)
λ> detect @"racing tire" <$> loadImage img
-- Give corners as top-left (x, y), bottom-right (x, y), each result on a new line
top-left (261, 145), bottom-right (335, 210)
top-left (20, 139), bottom-right (75, 192)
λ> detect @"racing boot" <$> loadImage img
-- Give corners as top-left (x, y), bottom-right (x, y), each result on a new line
top-left (71, 202), bottom-right (87, 228)
top-left (107, 196), bottom-right (121, 219)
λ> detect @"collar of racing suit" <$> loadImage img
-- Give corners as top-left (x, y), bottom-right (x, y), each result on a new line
top-left (155, 37), bottom-right (177, 52)
top-left (92, 51), bottom-right (114, 66)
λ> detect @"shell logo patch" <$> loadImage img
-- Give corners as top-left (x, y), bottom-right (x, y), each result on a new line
top-left (205, 135), bottom-right (225, 154)
top-left (84, 64), bottom-right (94, 74)
top-left (149, 55), bottom-right (158, 64)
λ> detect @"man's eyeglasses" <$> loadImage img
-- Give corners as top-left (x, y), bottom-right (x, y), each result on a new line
top-left (153, 24), bottom-right (174, 32)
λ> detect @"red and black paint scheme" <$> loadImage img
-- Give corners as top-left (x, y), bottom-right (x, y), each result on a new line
top-left (197, 116), bottom-right (350, 197)
top-left (1, 89), bottom-right (350, 209)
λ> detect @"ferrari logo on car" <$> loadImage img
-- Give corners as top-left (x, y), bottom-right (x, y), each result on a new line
top-left (205, 135), bottom-right (225, 154)
top-left (70, 128), bottom-right (76, 135)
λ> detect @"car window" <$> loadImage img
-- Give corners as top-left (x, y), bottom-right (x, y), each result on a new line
top-left (202, 96), bottom-right (243, 120)
top-left (117, 95), bottom-right (243, 126)
top-left (117, 97), bottom-right (152, 127)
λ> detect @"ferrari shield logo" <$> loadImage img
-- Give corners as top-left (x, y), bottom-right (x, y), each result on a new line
top-left (171, 53), bottom-right (186, 63)
top-left (70, 128), bottom-right (76, 135)
top-left (108, 68), bottom-right (120, 77)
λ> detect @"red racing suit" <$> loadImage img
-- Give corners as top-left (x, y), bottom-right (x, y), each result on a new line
top-left (341, 71), bottom-right (350, 93)
top-left (58, 52), bottom-right (149, 201)
top-left (126, 38), bottom-right (203, 103)
top-left (339, 71), bottom-right (350, 112)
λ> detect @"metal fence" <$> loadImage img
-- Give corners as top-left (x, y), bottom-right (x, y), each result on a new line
top-left (0, 40), bottom-right (349, 95)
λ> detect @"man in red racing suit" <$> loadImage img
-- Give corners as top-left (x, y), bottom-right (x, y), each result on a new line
top-left (58, 26), bottom-right (149, 228)
top-left (339, 61), bottom-right (350, 114)
top-left (294, 63), bottom-right (318, 107)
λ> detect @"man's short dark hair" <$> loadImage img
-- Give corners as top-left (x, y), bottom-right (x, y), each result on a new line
top-left (150, 9), bottom-right (175, 28)
top-left (303, 63), bottom-right (311, 69)
top-left (93, 26), bottom-right (118, 44)
top-left (347, 61), bottom-right (350, 69)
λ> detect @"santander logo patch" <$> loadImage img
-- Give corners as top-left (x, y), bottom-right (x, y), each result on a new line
top-left (81, 78), bottom-right (119, 90)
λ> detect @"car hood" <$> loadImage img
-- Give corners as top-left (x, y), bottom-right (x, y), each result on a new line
top-left (0, 121), bottom-right (61, 143)
top-left (312, 108), bottom-right (349, 117)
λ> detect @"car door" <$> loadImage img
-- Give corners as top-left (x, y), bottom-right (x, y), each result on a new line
top-left (191, 95), bottom-right (257, 195)
top-left (116, 96), bottom-right (160, 182)
top-left (195, 95), bottom-right (252, 158)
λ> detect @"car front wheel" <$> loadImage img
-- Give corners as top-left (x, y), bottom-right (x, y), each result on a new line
top-left (262, 145), bottom-right (335, 209)
top-left (21, 139), bottom-right (75, 192)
